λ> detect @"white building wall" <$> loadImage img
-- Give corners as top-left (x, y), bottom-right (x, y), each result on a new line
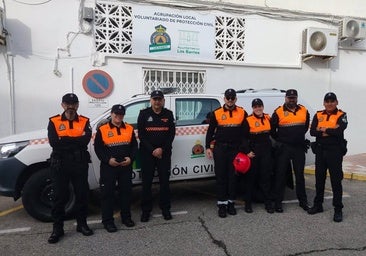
top-left (0, 0), bottom-right (365, 154)
top-left (226, 0), bottom-right (366, 18)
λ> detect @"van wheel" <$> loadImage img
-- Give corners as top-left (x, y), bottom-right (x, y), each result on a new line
top-left (22, 167), bottom-right (76, 222)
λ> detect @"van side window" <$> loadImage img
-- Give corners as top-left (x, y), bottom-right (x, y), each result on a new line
top-left (175, 98), bottom-right (220, 126)
top-left (124, 100), bottom-right (150, 128)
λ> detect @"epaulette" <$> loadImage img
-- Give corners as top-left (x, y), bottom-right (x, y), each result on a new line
top-left (274, 106), bottom-right (282, 111)
top-left (140, 107), bottom-right (150, 112)
top-left (213, 106), bottom-right (222, 112)
top-left (79, 115), bottom-right (89, 120)
top-left (49, 114), bottom-right (60, 119)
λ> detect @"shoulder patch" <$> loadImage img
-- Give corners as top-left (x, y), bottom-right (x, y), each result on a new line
top-left (341, 113), bottom-right (348, 123)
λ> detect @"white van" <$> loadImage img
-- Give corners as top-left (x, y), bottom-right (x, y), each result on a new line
top-left (0, 88), bottom-right (314, 221)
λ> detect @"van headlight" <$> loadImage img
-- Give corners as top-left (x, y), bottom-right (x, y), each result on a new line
top-left (0, 141), bottom-right (29, 159)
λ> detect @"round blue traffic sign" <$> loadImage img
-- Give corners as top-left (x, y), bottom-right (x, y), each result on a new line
top-left (82, 70), bottom-right (114, 98)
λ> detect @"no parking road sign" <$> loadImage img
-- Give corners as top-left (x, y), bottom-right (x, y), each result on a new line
top-left (82, 70), bottom-right (114, 98)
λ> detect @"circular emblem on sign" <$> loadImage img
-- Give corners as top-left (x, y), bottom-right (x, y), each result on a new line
top-left (82, 70), bottom-right (114, 99)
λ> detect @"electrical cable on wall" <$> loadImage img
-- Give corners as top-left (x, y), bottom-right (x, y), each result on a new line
top-left (53, 0), bottom-right (93, 77)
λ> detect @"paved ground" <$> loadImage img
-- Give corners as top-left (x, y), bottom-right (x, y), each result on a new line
top-left (305, 153), bottom-right (366, 181)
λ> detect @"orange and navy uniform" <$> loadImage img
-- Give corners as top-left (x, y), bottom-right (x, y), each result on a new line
top-left (247, 113), bottom-right (272, 154)
top-left (137, 106), bottom-right (176, 214)
top-left (48, 113), bottom-right (91, 153)
top-left (205, 105), bottom-right (249, 149)
top-left (47, 111), bottom-right (92, 227)
top-left (94, 121), bottom-right (138, 165)
top-left (137, 107), bottom-right (175, 154)
top-left (271, 104), bottom-right (309, 145)
top-left (310, 108), bottom-right (347, 211)
top-left (310, 109), bottom-right (347, 147)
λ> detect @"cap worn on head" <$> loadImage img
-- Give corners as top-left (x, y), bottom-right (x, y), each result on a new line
top-left (150, 90), bottom-right (164, 99)
top-left (286, 89), bottom-right (298, 97)
top-left (252, 98), bottom-right (263, 107)
top-left (224, 88), bottom-right (236, 98)
top-left (62, 93), bottom-right (79, 104)
top-left (324, 92), bottom-right (337, 101)
top-left (111, 104), bottom-right (126, 115)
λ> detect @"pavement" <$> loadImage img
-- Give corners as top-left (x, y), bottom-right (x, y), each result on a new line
top-left (305, 153), bottom-right (366, 181)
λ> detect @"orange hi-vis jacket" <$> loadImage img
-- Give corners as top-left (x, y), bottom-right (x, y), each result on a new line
top-left (205, 106), bottom-right (248, 148)
top-left (50, 115), bottom-right (89, 137)
top-left (247, 113), bottom-right (272, 152)
top-left (214, 107), bottom-right (246, 127)
top-left (272, 104), bottom-right (309, 145)
top-left (247, 114), bottom-right (271, 134)
top-left (310, 109), bottom-right (347, 147)
top-left (99, 122), bottom-right (134, 147)
top-left (316, 110), bottom-right (344, 129)
top-left (276, 105), bottom-right (307, 128)
top-left (94, 121), bottom-right (138, 165)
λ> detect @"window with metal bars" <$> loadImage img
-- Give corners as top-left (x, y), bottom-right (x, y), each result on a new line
top-left (143, 69), bottom-right (206, 94)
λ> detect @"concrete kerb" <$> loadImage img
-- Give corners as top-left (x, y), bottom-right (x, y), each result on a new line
top-left (304, 153), bottom-right (366, 181)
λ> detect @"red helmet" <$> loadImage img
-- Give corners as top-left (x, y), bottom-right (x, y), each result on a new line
top-left (233, 152), bottom-right (251, 174)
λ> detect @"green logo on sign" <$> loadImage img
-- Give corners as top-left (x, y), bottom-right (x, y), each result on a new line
top-left (149, 25), bottom-right (171, 53)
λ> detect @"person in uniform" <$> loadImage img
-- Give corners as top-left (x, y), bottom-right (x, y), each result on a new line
top-left (205, 88), bottom-right (250, 218)
top-left (138, 90), bottom-right (176, 222)
top-left (94, 104), bottom-right (138, 232)
top-left (244, 98), bottom-right (274, 214)
top-left (307, 92), bottom-right (348, 222)
top-left (47, 93), bottom-right (93, 244)
top-left (271, 89), bottom-right (310, 213)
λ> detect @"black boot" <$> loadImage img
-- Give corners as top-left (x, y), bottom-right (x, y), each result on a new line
top-left (227, 202), bottom-right (237, 215)
top-left (48, 228), bottom-right (64, 244)
top-left (76, 223), bottom-right (94, 236)
top-left (218, 204), bottom-right (227, 218)
top-left (307, 205), bottom-right (323, 215)
top-left (333, 209), bottom-right (343, 222)
top-left (244, 202), bottom-right (253, 213)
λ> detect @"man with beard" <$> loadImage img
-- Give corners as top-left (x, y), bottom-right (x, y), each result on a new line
top-left (47, 93), bottom-right (93, 243)
top-left (205, 88), bottom-right (249, 218)
top-left (271, 89), bottom-right (310, 213)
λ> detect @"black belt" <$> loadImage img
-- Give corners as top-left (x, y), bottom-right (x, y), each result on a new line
top-left (216, 142), bottom-right (240, 148)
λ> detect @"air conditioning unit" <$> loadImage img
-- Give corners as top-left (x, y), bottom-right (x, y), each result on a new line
top-left (302, 27), bottom-right (338, 57)
top-left (339, 18), bottom-right (366, 40)
top-left (0, 7), bottom-right (5, 46)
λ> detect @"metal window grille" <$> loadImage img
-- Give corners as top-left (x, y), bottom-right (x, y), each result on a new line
top-left (94, 1), bottom-right (133, 54)
top-left (215, 16), bottom-right (246, 61)
top-left (143, 69), bottom-right (206, 94)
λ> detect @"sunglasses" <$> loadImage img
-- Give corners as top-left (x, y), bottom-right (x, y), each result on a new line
top-left (152, 97), bottom-right (163, 101)
top-left (226, 96), bottom-right (236, 101)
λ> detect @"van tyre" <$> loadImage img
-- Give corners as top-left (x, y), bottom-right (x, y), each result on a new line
top-left (22, 167), bottom-right (76, 222)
